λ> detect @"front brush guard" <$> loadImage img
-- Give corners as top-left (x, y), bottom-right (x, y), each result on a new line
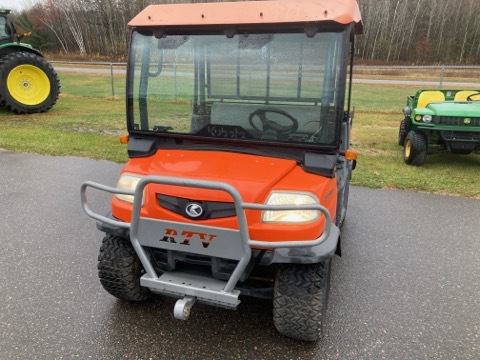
top-left (81, 176), bottom-right (333, 313)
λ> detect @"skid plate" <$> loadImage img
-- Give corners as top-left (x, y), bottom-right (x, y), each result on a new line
top-left (141, 271), bottom-right (241, 308)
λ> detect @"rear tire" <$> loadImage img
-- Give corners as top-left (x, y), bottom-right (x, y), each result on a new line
top-left (97, 234), bottom-right (151, 301)
top-left (0, 52), bottom-right (60, 114)
top-left (403, 131), bottom-right (427, 166)
top-left (273, 260), bottom-right (332, 341)
top-left (398, 119), bottom-right (408, 145)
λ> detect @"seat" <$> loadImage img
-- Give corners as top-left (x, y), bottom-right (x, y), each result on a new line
top-left (416, 91), bottom-right (445, 108)
top-left (453, 90), bottom-right (478, 101)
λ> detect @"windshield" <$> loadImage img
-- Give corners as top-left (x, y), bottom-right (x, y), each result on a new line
top-left (0, 17), bottom-right (11, 39)
top-left (127, 30), bottom-right (348, 147)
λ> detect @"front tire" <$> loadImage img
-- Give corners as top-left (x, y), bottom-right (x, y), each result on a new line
top-left (0, 52), bottom-right (60, 114)
top-left (273, 260), bottom-right (332, 341)
top-left (97, 234), bottom-right (151, 302)
top-left (403, 131), bottom-right (427, 166)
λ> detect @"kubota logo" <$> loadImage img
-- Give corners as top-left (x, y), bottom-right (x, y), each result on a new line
top-left (160, 228), bottom-right (217, 248)
top-left (185, 203), bottom-right (203, 218)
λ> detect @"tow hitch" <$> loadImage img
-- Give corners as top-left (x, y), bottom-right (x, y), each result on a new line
top-left (174, 296), bottom-right (197, 320)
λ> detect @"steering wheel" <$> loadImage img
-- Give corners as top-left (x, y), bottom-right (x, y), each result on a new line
top-left (466, 92), bottom-right (480, 101)
top-left (248, 107), bottom-right (299, 137)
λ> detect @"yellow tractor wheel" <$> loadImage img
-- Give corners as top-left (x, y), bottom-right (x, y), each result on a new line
top-left (0, 52), bottom-right (60, 114)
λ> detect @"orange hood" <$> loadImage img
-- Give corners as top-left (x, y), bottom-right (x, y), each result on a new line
top-left (122, 149), bottom-right (298, 203)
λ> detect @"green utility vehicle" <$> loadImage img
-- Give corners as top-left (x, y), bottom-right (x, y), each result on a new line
top-left (398, 89), bottom-right (480, 165)
top-left (0, 9), bottom-right (60, 113)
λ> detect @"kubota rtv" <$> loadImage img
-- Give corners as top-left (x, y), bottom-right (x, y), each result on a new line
top-left (81, 0), bottom-right (362, 341)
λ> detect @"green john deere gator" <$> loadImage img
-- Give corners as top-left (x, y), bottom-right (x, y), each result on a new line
top-left (398, 89), bottom-right (480, 166)
top-left (0, 9), bottom-right (60, 114)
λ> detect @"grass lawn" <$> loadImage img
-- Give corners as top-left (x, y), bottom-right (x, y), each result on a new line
top-left (0, 71), bottom-right (479, 198)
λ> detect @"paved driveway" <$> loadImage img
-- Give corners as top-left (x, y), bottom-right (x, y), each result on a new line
top-left (1, 150), bottom-right (479, 359)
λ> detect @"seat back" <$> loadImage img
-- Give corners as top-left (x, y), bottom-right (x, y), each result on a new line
top-left (416, 91), bottom-right (445, 108)
top-left (454, 90), bottom-right (478, 101)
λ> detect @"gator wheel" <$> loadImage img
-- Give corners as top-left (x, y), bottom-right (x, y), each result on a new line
top-left (0, 52), bottom-right (60, 114)
top-left (404, 131), bottom-right (427, 166)
top-left (98, 234), bottom-right (151, 302)
top-left (273, 260), bottom-right (331, 341)
top-left (398, 119), bottom-right (408, 145)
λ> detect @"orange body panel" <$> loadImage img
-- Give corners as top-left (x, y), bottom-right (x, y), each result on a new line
top-left (128, 0), bottom-right (363, 34)
top-left (111, 149), bottom-right (337, 242)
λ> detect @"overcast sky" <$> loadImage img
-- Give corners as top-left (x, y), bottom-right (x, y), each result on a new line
top-left (0, 0), bottom-right (37, 11)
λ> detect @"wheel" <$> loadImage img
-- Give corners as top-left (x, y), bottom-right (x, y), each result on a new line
top-left (0, 52), bottom-right (60, 114)
top-left (403, 131), bottom-right (427, 166)
top-left (97, 234), bottom-right (151, 301)
top-left (273, 260), bottom-right (332, 341)
top-left (335, 181), bottom-right (349, 228)
top-left (398, 119), bottom-right (408, 145)
top-left (248, 107), bottom-right (299, 138)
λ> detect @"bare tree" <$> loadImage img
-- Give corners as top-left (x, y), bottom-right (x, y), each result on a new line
top-left (12, 0), bottom-right (480, 64)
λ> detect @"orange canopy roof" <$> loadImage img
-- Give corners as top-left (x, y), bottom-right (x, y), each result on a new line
top-left (129, 0), bottom-right (363, 34)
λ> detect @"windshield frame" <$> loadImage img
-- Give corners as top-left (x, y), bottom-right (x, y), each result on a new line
top-left (126, 24), bottom-right (352, 153)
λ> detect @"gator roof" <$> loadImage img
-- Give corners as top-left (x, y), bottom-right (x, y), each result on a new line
top-left (128, 0), bottom-right (363, 34)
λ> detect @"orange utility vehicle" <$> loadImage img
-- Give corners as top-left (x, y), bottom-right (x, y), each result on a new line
top-left (81, 0), bottom-right (362, 341)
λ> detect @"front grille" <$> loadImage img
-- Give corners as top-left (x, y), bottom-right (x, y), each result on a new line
top-left (157, 193), bottom-right (236, 220)
top-left (434, 116), bottom-right (480, 127)
top-left (149, 247), bottom-right (257, 282)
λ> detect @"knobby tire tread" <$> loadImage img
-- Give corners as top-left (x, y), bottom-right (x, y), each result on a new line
top-left (97, 234), bottom-right (151, 302)
top-left (404, 131), bottom-right (427, 166)
top-left (273, 261), bottom-right (331, 342)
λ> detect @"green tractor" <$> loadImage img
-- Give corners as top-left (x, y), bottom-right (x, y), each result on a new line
top-left (0, 9), bottom-right (60, 114)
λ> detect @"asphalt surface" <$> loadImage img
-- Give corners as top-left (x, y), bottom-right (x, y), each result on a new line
top-left (0, 149), bottom-right (479, 360)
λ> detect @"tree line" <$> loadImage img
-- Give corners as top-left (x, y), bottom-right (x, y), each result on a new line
top-left (356, 0), bottom-right (480, 64)
top-left (12, 0), bottom-right (480, 64)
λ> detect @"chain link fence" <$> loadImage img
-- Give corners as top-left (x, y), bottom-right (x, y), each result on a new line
top-left (52, 61), bottom-right (480, 97)
top-left (353, 65), bottom-right (480, 88)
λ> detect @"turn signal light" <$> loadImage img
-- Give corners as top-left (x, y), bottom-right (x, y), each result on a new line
top-left (119, 135), bottom-right (129, 144)
top-left (344, 149), bottom-right (358, 160)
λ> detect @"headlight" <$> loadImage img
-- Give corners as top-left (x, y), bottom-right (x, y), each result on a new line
top-left (262, 191), bottom-right (319, 223)
top-left (115, 173), bottom-right (143, 203)
top-left (422, 115), bottom-right (433, 123)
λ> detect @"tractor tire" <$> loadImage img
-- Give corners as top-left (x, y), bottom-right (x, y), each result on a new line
top-left (0, 52), bottom-right (60, 114)
top-left (97, 234), bottom-right (151, 302)
top-left (273, 260), bottom-right (332, 342)
top-left (403, 131), bottom-right (427, 166)
top-left (398, 119), bottom-right (408, 145)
